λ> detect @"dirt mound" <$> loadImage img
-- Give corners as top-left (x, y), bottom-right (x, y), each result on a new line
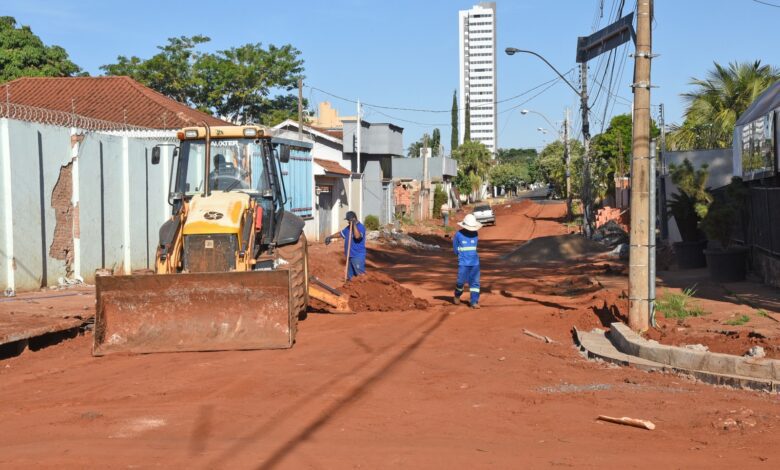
top-left (503, 234), bottom-right (609, 263)
top-left (307, 242), bottom-right (347, 287)
top-left (342, 272), bottom-right (429, 312)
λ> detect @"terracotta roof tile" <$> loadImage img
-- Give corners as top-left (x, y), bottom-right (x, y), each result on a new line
top-left (314, 158), bottom-right (351, 176)
top-left (310, 124), bottom-right (343, 139)
top-left (1, 76), bottom-right (231, 129)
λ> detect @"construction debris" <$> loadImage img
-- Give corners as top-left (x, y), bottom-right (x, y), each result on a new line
top-left (597, 415), bottom-right (656, 430)
top-left (367, 229), bottom-right (441, 251)
top-left (523, 329), bottom-right (555, 343)
top-left (746, 346), bottom-right (766, 358)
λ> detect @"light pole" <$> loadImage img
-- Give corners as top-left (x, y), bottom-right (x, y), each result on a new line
top-left (506, 47), bottom-right (590, 234)
top-left (521, 109), bottom-right (572, 218)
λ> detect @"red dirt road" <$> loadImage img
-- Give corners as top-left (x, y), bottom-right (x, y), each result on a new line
top-left (1, 200), bottom-right (779, 469)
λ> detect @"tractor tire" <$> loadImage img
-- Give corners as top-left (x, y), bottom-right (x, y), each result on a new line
top-left (276, 234), bottom-right (309, 338)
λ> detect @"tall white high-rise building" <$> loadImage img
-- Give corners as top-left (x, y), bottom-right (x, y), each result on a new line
top-left (458, 2), bottom-right (497, 153)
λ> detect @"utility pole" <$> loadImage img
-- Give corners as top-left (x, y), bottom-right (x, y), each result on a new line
top-left (563, 108), bottom-right (572, 219)
top-left (628, 0), bottom-right (653, 332)
top-left (297, 79), bottom-right (303, 141)
top-left (422, 133), bottom-right (430, 220)
top-left (580, 62), bottom-right (592, 237)
top-left (356, 99), bottom-right (363, 221)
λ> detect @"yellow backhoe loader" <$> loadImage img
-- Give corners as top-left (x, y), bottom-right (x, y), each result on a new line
top-left (93, 124), bottom-right (349, 356)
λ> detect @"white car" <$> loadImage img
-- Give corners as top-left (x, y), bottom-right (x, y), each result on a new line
top-left (472, 204), bottom-right (495, 226)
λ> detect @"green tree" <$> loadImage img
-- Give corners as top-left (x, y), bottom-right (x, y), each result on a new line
top-left (464, 96), bottom-right (471, 142)
top-left (489, 162), bottom-right (528, 195)
top-left (590, 114), bottom-right (659, 200)
top-left (453, 140), bottom-right (491, 200)
top-left (431, 128), bottom-right (441, 156)
top-left (0, 16), bottom-right (82, 82)
top-left (102, 36), bottom-right (305, 124)
top-left (668, 61), bottom-right (780, 150)
top-left (496, 148), bottom-right (538, 164)
top-left (407, 133), bottom-right (429, 158)
top-left (451, 90), bottom-right (458, 151)
top-left (102, 35), bottom-right (209, 104)
top-left (537, 140), bottom-right (583, 199)
top-left (194, 42), bottom-right (304, 123)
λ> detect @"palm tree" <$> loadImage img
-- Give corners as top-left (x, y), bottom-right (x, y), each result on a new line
top-left (668, 61), bottom-right (780, 150)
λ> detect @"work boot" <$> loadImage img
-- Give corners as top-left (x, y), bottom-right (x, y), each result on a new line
top-left (471, 303), bottom-right (481, 309)
top-left (453, 296), bottom-right (461, 305)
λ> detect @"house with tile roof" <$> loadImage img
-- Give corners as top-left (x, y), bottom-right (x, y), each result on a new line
top-left (1, 76), bottom-right (230, 129)
top-left (274, 119), bottom-right (353, 241)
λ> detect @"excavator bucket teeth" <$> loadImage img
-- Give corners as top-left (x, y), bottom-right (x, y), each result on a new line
top-left (93, 270), bottom-right (294, 356)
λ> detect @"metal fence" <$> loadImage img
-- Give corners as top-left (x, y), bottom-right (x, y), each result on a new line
top-left (0, 102), bottom-right (155, 133)
top-left (742, 186), bottom-right (780, 257)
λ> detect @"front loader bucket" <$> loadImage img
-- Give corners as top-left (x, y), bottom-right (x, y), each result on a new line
top-left (93, 270), bottom-right (294, 356)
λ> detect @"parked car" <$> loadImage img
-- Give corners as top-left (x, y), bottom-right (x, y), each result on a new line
top-left (472, 204), bottom-right (495, 226)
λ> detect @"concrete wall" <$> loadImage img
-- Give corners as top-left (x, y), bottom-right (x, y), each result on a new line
top-left (363, 160), bottom-right (384, 223)
top-left (392, 156), bottom-right (457, 181)
top-left (0, 118), bottom-right (175, 293)
top-left (665, 149), bottom-right (734, 189)
top-left (342, 120), bottom-right (404, 156)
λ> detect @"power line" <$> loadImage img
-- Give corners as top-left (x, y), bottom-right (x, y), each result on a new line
top-left (753, 0), bottom-right (780, 7)
top-left (305, 70), bottom-right (575, 116)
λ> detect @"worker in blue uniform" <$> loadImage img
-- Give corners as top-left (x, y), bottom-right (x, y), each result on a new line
top-left (453, 213), bottom-right (483, 309)
top-left (325, 211), bottom-right (366, 280)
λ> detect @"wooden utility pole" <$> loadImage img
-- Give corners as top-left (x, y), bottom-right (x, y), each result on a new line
top-left (580, 62), bottom-right (592, 237)
top-left (297, 79), bottom-right (304, 141)
top-left (563, 108), bottom-right (572, 219)
top-left (628, 0), bottom-right (653, 331)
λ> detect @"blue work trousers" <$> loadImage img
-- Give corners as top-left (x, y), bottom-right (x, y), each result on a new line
top-left (347, 256), bottom-right (366, 280)
top-left (455, 264), bottom-right (480, 304)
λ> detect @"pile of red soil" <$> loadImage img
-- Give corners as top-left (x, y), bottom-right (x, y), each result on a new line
top-left (503, 234), bottom-right (609, 263)
top-left (341, 272), bottom-right (429, 312)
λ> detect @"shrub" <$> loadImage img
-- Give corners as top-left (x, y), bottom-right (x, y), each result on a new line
top-left (433, 184), bottom-right (448, 218)
top-left (656, 287), bottom-right (706, 319)
top-left (667, 159), bottom-right (712, 242)
top-left (724, 314), bottom-right (750, 326)
top-left (700, 177), bottom-right (748, 250)
top-left (364, 214), bottom-right (380, 231)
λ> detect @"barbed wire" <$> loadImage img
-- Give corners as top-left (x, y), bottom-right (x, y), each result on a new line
top-left (0, 102), bottom-right (173, 135)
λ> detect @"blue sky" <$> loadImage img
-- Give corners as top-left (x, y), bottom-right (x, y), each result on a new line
top-left (4, 0), bottom-right (779, 152)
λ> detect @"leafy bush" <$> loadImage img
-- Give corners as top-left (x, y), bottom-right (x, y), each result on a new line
top-left (433, 184), bottom-right (448, 217)
top-left (701, 177), bottom-right (748, 249)
top-left (364, 214), bottom-right (380, 231)
top-left (667, 159), bottom-right (712, 242)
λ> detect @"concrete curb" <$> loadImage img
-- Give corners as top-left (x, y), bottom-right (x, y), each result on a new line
top-left (609, 322), bottom-right (780, 382)
top-left (573, 327), bottom-right (780, 393)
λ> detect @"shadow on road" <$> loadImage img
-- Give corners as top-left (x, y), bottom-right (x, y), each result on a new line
top-left (205, 312), bottom-right (451, 469)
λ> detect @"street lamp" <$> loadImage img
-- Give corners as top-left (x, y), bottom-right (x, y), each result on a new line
top-left (522, 108), bottom-right (573, 219)
top-left (505, 48), bottom-right (580, 96)
top-left (522, 109), bottom-right (561, 136)
top-left (506, 46), bottom-right (591, 234)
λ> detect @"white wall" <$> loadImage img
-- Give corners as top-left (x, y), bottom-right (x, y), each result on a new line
top-left (0, 118), bottom-right (174, 293)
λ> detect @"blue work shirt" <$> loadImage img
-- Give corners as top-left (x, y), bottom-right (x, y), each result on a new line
top-left (453, 229), bottom-right (479, 266)
top-left (341, 222), bottom-right (367, 258)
